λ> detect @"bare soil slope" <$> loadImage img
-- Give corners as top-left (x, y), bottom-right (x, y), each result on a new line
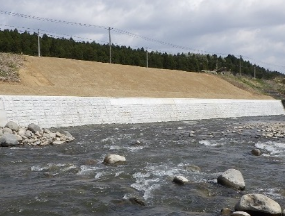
top-left (0, 55), bottom-right (271, 99)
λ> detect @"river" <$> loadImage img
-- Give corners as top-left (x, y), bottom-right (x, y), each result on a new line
top-left (1, 115), bottom-right (285, 215)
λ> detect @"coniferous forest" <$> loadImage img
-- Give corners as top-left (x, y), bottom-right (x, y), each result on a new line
top-left (0, 28), bottom-right (283, 79)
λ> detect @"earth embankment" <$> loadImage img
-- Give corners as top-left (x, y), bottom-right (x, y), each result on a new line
top-left (0, 55), bottom-right (272, 99)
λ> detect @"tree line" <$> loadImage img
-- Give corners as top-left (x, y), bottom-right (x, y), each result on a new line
top-left (0, 28), bottom-right (283, 79)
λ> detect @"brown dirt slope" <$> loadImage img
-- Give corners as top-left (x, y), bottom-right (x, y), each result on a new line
top-left (0, 55), bottom-right (272, 99)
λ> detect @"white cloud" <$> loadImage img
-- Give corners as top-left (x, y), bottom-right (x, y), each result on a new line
top-left (0, 0), bottom-right (284, 73)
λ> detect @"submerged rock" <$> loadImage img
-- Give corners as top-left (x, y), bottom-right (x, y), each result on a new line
top-left (185, 164), bottom-right (201, 172)
top-left (173, 176), bottom-right (189, 185)
top-left (217, 169), bottom-right (245, 190)
top-left (129, 197), bottom-right (146, 206)
top-left (235, 194), bottom-right (282, 216)
top-left (251, 149), bottom-right (262, 156)
top-left (103, 154), bottom-right (126, 164)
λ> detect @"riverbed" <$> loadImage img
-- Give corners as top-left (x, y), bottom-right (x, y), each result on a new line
top-left (1, 115), bottom-right (285, 215)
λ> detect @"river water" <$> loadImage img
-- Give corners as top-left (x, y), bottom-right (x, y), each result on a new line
top-left (1, 115), bottom-right (285, 216)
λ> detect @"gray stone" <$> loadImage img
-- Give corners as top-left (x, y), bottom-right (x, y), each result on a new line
top-left (28, 123), bottom-right (41, 133)
top-left (41, 139), bottom-right (53, 146)
top-left (217, 169), bottom-right (245, 190)
top-left (55, 131), bottom-right (61, 137)
top-left (43, 133), bottom-right (52, 139)
top-left (62, 131), bottom-right (75, 141)
top-left (43, 128), bottom-right (52, 134)
top-left (18, 128), bottom-right (26, 137)
top-left (103, 154), bottom-right (126, 164)
top-left (235, 194), bottom-right (281, 216)
top-left (3, 127), bottom-right (13, 134)
top-left (5, 121), bottom-right (19, 132)
top-left (0, 134), bottom-right (20, 147)
top-left (15, 134), bottom-right (23, 142)
top-left (25, 130), bottom-right (33, 138)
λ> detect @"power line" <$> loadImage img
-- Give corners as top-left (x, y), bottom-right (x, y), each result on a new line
top-left (1, 10), bottom-right (285, 73)
top-left (0, 10), bottom-right (205, 54)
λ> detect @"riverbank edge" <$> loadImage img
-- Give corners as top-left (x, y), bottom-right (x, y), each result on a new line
top-left (0, 95), bottom-right (284, 128)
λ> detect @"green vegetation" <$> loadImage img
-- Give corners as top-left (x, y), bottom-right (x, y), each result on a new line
top-left (219, 73), bottom-right (285, 99)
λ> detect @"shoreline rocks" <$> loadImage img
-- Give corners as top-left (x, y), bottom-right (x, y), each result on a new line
top-left (0, 121), bottom-right (75, 147)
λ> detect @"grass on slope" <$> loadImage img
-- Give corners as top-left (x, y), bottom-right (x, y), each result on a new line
top-left (0, 53), bottom-right (24, 82)
top-left (219, 73), bottom-right (285, 99)
top-left (0, 52), bottom-right (284, 99)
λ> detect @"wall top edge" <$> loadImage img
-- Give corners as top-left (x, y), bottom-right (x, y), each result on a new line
top-left (0, 95), bottom-right (279, 102)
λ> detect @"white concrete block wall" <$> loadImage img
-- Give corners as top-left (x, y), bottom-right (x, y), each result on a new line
top-left (0, 95), bottom-right (284, 128)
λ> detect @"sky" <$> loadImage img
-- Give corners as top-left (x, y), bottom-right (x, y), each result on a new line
top-left (0, 0), bottom-right (285, 74)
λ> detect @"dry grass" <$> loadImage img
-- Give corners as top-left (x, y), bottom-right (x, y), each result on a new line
top-left (0, 53), bottom-right (25, 82)
top-left (0, 54), bottom-right (273, 99)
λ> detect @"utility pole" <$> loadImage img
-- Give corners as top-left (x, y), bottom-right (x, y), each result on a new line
top-left (239, 55), bottom-right (242, 76)
top-left (146, 49), bottom-right (148, 68)
top-left (254, 65), bottom-right (256, 79)
top-left (108, 27), bottom-right (112, 64)
top-left (38, 29), bottom-right (41, 57)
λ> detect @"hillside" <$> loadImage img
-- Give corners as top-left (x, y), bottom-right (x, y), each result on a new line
top-left (0, 54), bottom-right (273, 99)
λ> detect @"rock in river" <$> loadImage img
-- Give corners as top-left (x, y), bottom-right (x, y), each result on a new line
top-left (235, 194), bottom-right (282, 216)
top-left (173, 176), bottom-right (189, 185)
top-left (217, 169), bottom-right (245, 190)
top-left (251, 149), bottom-right (262, 156)
top-left (103, 154), bottom-right (126, 164)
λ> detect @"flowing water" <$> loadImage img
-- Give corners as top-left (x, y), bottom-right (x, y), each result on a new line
top-left (1, 115), bottom-right (285, 216)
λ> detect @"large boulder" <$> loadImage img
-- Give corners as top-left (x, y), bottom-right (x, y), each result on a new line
top-left (0, 134), bottom-right (20, 147)
top-left (217, 169), bottom-right (245, 190)
top-left (5, 121), bottom-right (19, 132)
top-left (235, 194), bottom-right (282, 216)
top-left (103, 154), bottom-right (126, 164)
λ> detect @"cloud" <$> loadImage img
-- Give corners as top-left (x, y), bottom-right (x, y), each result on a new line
top-left (0, 0), bottom-right (284, 73)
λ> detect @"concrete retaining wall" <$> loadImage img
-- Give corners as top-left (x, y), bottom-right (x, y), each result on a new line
top-left (0, 95), bottom-right (284, 128)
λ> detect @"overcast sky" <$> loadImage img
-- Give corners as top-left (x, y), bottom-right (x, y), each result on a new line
top-left (0, 0), bottom-right (285, 73)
